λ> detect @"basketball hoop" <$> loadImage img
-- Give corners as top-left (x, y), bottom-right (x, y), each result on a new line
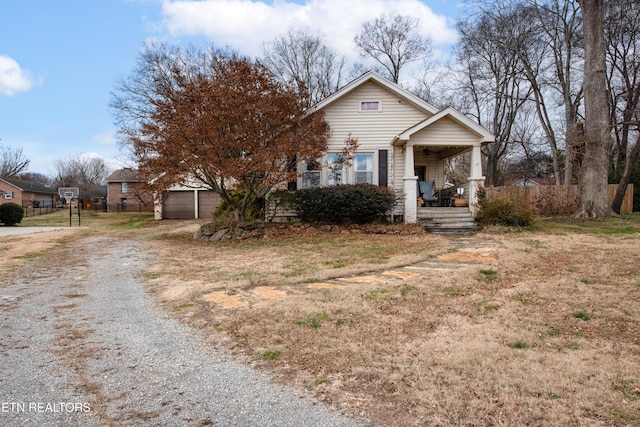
top-left (64, 191), bottom-right (74, 205)
top-left (57, 187), bottom-right (80, 227)
top-left (58, 187), bottom-right (79, 204)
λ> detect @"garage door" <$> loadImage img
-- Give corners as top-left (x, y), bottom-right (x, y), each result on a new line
top-left (162, 191), bottom-right (195, 219)
top-left (197, 191), bottom-right (221, 220)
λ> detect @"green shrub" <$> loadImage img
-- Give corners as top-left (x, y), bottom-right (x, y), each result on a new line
top-left (269, 190), bottom-right (296, 209)
top-left (475, 195), bottom-right (534, 227)
top-left (213, 191), bottom-right (265, 221)
top-left (295, 184), bottom-right (399, 224)
top-left (0, 202), bottom-right (24, 226)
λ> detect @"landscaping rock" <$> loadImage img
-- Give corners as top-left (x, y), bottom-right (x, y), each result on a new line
top-left (193, 222), bottom-right (427, 241)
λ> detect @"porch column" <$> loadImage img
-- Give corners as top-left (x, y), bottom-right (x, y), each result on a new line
top-left (468, 144), bottom-right (485, 215)
top-left (403, 144), bottom-right (418, 223)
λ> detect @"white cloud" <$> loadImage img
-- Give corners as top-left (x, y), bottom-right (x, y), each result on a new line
top-left (159, 0), bottom-right (458, 60)
top-left (91, 129), bottom-right (118, 146)
top-left (0, 55), bottom-right (41, 96)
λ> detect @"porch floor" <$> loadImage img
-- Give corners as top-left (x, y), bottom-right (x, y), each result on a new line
top-left (417, 207), bottom-right (477, 235)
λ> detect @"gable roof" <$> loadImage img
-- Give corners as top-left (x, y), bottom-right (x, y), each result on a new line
top-left (505, 177), bottom-right (556, 186)
top-left (396, 106), bottom-right (495, 144)
top-left (106, 168), bottom-right (139, 183)
top-left (0, 177), bottom-right (57, 194)
top-left (309, 71), bottom-right (439, 116)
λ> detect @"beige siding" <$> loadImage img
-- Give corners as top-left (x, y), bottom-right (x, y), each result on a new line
top-left (324, 82), bottom-right (429, 149)
top-left (408, 117), bottom-right (481, 146)
top-left (323, 81), bottom-right (430, 188)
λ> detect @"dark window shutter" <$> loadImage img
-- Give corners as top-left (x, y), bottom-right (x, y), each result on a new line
top-left (378, 150), bottom-right (388, 187)
top-left (288, 155), bottom-right (297, 191)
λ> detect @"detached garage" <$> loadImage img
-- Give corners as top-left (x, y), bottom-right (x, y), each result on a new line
top-left (157, 188), bottom-right (221, 220)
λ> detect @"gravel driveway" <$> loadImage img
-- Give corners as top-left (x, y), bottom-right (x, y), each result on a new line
top-left (0, 236), bottom-right (364, 426)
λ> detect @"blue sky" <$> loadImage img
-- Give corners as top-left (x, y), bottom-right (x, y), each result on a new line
top-left (0, 0), bottom-right (462, 177)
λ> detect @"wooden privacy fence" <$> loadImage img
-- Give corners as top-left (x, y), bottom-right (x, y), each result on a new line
top-left (485, 184), bottom-right (634, 215)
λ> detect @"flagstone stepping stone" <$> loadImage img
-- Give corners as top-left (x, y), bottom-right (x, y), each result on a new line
top-left (252, 286), bottom-right (287, 299)
top-left (306, 283), bottom-right (344, 289)
top-left (201, 291), bottom-right (248, 309)
top-left (382, 270), bottom-right (420, 279)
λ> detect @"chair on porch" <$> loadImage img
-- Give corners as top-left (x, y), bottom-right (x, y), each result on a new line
top-left (438, 188), bottom-right (455, 207)
top-left (418, 180), bottom-right (438, 207)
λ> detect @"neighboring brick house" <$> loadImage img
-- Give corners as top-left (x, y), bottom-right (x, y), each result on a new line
top-left (0, 177), bottom-right (57, 208)
top-left (105, 168), bottom-right (153, 212)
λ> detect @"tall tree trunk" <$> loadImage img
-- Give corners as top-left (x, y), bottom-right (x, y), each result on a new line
top-left (575, 0), bottom-right (616, 218)
top-left (483, 148), bottom-right (500, 186)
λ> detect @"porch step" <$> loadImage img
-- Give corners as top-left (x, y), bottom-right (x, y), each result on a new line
top-left (417, 207), bottom-right (477, 235)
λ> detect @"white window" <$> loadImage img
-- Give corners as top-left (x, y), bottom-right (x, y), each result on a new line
top-left (327, 154), bottom-right (346, 186)
top-left (301, 160), bottom-right (321, 188)
top-left (359, 100), bottom-right (382, 112)
top-left (121, 182), bottom-right (128, 193)
top-left (354, 154), bottom-right (374, 184)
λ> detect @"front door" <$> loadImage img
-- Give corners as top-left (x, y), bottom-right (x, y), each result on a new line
top-left (414, 166), bottom-right (426, 181)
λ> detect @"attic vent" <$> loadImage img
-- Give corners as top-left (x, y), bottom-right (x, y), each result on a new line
top-left (360, 100), bottom-right (381, 112)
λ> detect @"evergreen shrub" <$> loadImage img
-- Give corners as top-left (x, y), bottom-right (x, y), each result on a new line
top-left (213, 191), bottom-right (265, 221)
top-left (0, 202), bottom-right (24, 226)
top-left (295, 184), bottom-right (398, 224)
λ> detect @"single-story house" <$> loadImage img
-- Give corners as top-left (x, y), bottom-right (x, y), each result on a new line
top-left (0, 177), bottom-right (57, 208)
top-left (152, 71), bottom-right (494, 227)
top-left (301, 71), bottom-right (495, 223)
top-left (105, 168), bottom-right (153, 212)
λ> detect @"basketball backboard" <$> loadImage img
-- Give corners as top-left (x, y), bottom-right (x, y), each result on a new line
top-left (58, 187), bottom-right (79, 204)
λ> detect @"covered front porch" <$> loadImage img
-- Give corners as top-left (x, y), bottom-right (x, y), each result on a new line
top-left (400, 143), bottom-right (485, 223)
top-left (392, 107), bottom-right (494, 224)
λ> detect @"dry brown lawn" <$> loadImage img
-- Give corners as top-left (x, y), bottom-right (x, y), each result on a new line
top-left (142, 218), bottom-right (640, 427)
top-left (0, 229), bottom-right (78, 276)
top-left (3, 212), bottom-right (640, 426)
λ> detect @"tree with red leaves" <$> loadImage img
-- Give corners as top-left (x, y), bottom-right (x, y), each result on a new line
top-left (112, 44), bottom-right (338, 222)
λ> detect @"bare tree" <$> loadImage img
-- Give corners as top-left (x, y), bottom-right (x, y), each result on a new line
top-left (575, 0), bottom-right (615, 217)
top-left (531, 0), bottom-right (584, 185)
top-left (51, 155), bottom-right (111, 199)
top-left (455, 11), bottom-right (533, 185)
top-left (473, 0), bottom-right (583, 185)
top-left (353, 13), bottom-right (431, 83)
top-left (262, 29), bottom-right (346, 106)
top-left (605, 0), bottom-right (640, 213)
top-left (17, 172), bottom-right (52, 187)
top-left (478, 1), bottom-right (564, 184)
top-left (406, 57), bottom-right (449, 107)
top-left (0, 144), bottom-right (30, 178)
